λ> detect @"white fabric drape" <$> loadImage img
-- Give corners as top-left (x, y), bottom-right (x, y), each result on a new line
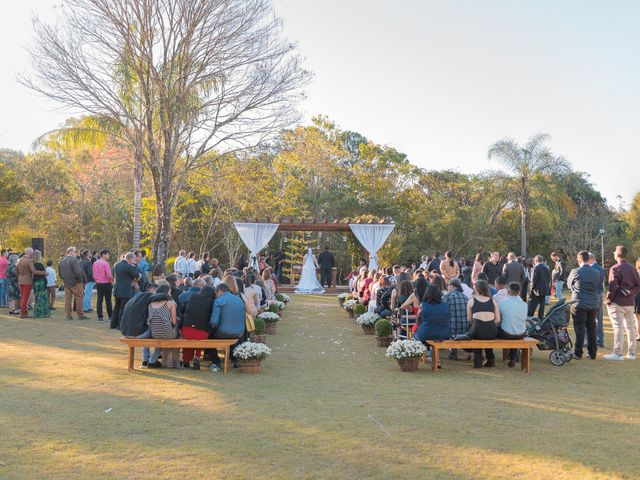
top-left (349, 224), bottom-right (395, 271)
top-left (233, 222), bottom-right (279, 271)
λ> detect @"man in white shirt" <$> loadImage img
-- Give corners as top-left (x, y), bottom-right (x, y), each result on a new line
top-left (45, 260), bottom-right (58, 310)
top-left (187, 252), bottom-right (197, 276)
top-left (173, 250), bottom-right (189, 277)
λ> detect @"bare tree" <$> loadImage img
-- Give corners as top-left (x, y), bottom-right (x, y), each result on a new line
top-left (23, 0), bottom-right (310, 266)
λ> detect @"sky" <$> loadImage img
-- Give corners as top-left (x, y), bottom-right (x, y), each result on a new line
top-left (1, 0), bottom-right (638, 206)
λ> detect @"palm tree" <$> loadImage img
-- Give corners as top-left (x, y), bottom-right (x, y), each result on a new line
top-left (488, 133), bottom-right (570, 257)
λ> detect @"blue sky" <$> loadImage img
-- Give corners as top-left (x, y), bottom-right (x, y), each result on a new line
top-left (1, 0), bottom-right (638, 206)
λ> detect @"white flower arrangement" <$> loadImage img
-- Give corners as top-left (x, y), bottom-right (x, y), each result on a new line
top-left (280, 293), bottom-right (291, 303)
top-left (234, 341), bottom-right (272, 361)
top-left (257, 311), bottom-right (280, 323)
top-left (337, 293), bottom-right (351, 300)
top-left (356, 312), bottom-right (380, 326)
top-left (275, 300), bottom-right (286, 311)
top-left (343, 299), bottom-right (357, 311)
top-left (385, 340), bottom-right (427, 360)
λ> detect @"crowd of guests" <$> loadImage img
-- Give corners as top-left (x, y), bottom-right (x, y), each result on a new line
top-left (349, 247), bottom-right (640, 368)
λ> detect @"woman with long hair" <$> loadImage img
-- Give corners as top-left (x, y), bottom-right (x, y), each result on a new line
top-left (7, 254), bottom-right (20, 315)
top-left (32, 250), bottom-right (50, 318)
top-left (471, 253), bottom-right (485, 285)
top-left (261, 269), bottom-right (276, 301)
top-left (467, 279), bottom-right (501, 368)
top-left (440, 251), bottom-right (460, 284)
top-left (415, 284), bottom-right (451, 367)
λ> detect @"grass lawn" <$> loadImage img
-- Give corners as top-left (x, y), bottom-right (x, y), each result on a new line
top-left (1, 294), bottom-right (639, 479)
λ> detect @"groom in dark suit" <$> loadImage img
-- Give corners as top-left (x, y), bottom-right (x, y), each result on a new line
top-left (318, 245), bottom-right (335, 288)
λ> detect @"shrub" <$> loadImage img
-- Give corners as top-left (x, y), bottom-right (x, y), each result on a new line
top-left (374, 318), bottom-right (392, 337)
top-left (267, 303), bottom-right (280, 313)
top-left (253, 316), bottom-right (266, 335)
top-left (353, 303), bottom-right (365, 315)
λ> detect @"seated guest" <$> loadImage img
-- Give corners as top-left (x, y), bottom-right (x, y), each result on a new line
top-left (400, 277), bottom-right (428, 313)
top-left (181, 285), bottom-right (216, 369)
top-left (208, 283), bottom-right (246, 372)
top-left (415, 284), bottom-right (451, 367)
top-left (498, 282), bottom-right (528, 367)
top-left (147, 283), bottom-right (179, 368)
top-left (166, 274), bottom-right (182, 304)
top-left (151, 263), bottom-right (165, 283)
top-left (243, 273), bottom-right (262, 312)
top-left (429, 274), bottom-right (447, 295)
top-left (493, 275), bottom-right (509, 304)
top-left (467, 279), bottom-right (501, 368)
top-left (444, 279), bottom-right (470, 360)
top-left (476, 272), bottom-right (497, 296)
top-left (178, 278), bottom-right (204, 318)
top-left (179, 276), bottom-right (191, 292)
top-left (375, 276), bottom-right (393, 317)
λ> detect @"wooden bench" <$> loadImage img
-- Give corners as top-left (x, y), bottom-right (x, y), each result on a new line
top-left (119, 338), bottom-right (239, 374)
top-left (426, 338), bottom-right (540, 373)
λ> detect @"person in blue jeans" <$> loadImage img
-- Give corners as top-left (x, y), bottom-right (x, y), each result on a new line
top-left (551, 252), bottom-right (567, 301)
top-left (589, 253), bottom-right (606, 347)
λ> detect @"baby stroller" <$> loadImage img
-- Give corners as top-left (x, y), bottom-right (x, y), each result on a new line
top-left (526, 298), bottom-right (576, 366)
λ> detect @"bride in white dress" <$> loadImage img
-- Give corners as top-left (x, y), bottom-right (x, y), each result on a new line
top-left (295, 247), bottom-right (325, 294)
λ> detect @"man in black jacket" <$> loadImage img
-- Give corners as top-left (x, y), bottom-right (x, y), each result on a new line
top-left (318, 246), bottom-right (335, 288)
top-left (483, 251), bottom-right (502, 287)
top-left (528, 255), bottom-right (551, 318)
top-left (502, 252), bottom-right (526, 287)
top-left (111, 252), bottom-right (140, 329)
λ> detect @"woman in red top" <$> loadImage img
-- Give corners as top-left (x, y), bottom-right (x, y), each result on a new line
top-left (361, 270), bottom-right (375, 305)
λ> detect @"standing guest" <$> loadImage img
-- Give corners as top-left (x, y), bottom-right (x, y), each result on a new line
top-left (498, 282), bottom-right (528, 367)
top-left (92, 249), bottom-right (113, 323)
top-left (209, 258), bottom-right (223, 279)
top-left (111, 252), bottom-right (140, 329)
top-left (133, 251), bottom-right (149, 292)
top-left (318, 245), bottom-right (335, 288)
top-left (32, 250), bottom-right (50, 318)
top-left (551, 252), bottom-right (568, 300)
top-left (636, 258), bottom-right (640, 343)
top-left (138, 250), bottom-right (150, 281)
top-left (502, 252), bottom-right (526, 288)
top-left (567, 250), bottom-right (600, 360)
top-left (528, 255), bottom-right (551, 319)
top-left (483, 252), bottom-right (502, 287)
top-left (471, 253), bottom-right (485, 285)
top-left (604, 245), bottom-right (640, 361)
top-left (16, 248), bottom-right (47, 318)
top-left (187, 252), bottom-right (197, 277)
top-left (444, 278), bottom-right (470, 360)
top-left (58, 247), bottom-right (88, 321)
top-left (439, 251), bottom-right (460, 284)
top-left (196, 252), bottom-right (212, 275)
top-left (493, 275), bottom-right (509, 304)
top-left (45, 260), bottom-right (57, 309)
top-left (7, 254), bottom-right (21, 314)
top-left (151, 263), bottom-right (165, 283)
top-left (467, 279), bottom-right (501, 368)
top-left (243, 273), bottom-right (262, 313)
top-left (588, 253), bottom-right (606, 348)
top-left (262, 269), bottom-right (276, 302)
top-left (0, 249), bottom-right (8, 307)
top-left (419, 255), bottom-right (429, 270)
top-left (520, 257), bottom-right (532, 302)
top-left (173, 250), bottom-right (189, 277)
top-left (80, 249), bottom-right (95, 313)
top-left (427, 253), bottom-right (441, 274)
top-left (208, 283), bottom-right (246, 372)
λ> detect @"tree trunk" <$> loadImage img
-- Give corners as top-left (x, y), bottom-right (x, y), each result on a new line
top-left (152, 177), bottom-right (172, 270)
top-left (520, 204), bottom-right (527, 258)
top-left (132, 152), bottom-right (143, 250)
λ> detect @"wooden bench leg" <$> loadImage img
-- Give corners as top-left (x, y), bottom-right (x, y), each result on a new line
top-left (223, 346), bottom-right (230, 374)
top-left (431, 345), bottom-right (439, 372)
top-left (128, 346), bottom-right (135, 372)
top-left (521, 348), bottom-right (530, 373)
top-left (502, 348), bottom-right (508, 362)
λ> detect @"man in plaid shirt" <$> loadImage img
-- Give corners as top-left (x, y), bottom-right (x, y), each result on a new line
top-left (444, 278), bottom-right (470, 360)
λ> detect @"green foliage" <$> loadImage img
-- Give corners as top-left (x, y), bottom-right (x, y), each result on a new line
top-left (374, 318), bottom-right (393, 337)
top-left (253, 316), bottom-right (266, 335)
top-left (267, 303), bottom-right (280, 314)
top-left (353, 304), bottom-right (366, 315)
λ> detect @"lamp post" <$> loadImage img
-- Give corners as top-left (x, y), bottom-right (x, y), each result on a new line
top-left (599, 226), bottom-right (605, 266)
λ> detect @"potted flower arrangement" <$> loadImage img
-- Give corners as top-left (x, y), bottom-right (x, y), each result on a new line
top-left (257, 311), bottom-right (280, 334)
top-left (337, 292), bottom-right (351, 307)
top-left (352, 303), bottom-right (365, 320)
top-left (385, 339), bottom-right (427, 372)
top-left (250, 316), bottom-right (267, 344)
top-left (374, 318), bottom-right (393, 347)
top-left (343, 299), bottom-right (357, 318)
top-left (356, 312), bottom-right (379, 335)
top-left (275, 300), bottom-right (286, 311)
top-left (233, 341), bottom-right (272, 374)
top-left (267, 303), bottom-right (280, 314)
top-left (275, 293), bottom-right (290, 304)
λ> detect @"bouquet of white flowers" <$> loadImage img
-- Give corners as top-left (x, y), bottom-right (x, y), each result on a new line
top-left (356, 312), bottom-right (380, 326)
top-left (343, 299), bottom-right (357, 311)
top-left (337, 293), bottom-right (351, 300)
top-left (234, 341), bottom-right (272, 361)
top-left (275, 293), bottom-right (291, 303)
top-left (257, 312), bottom-right (280, 323)
top-left (275, 300), bottom-right (286, 311)
top-left (385, 340), bottom-right (426, 360)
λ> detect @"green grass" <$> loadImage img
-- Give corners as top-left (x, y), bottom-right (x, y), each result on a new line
top-left (0, 295), bottom-right (638, 479)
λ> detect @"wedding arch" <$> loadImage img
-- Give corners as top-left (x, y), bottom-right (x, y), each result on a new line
top-left (233, 219), bottom-right (395, 272)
